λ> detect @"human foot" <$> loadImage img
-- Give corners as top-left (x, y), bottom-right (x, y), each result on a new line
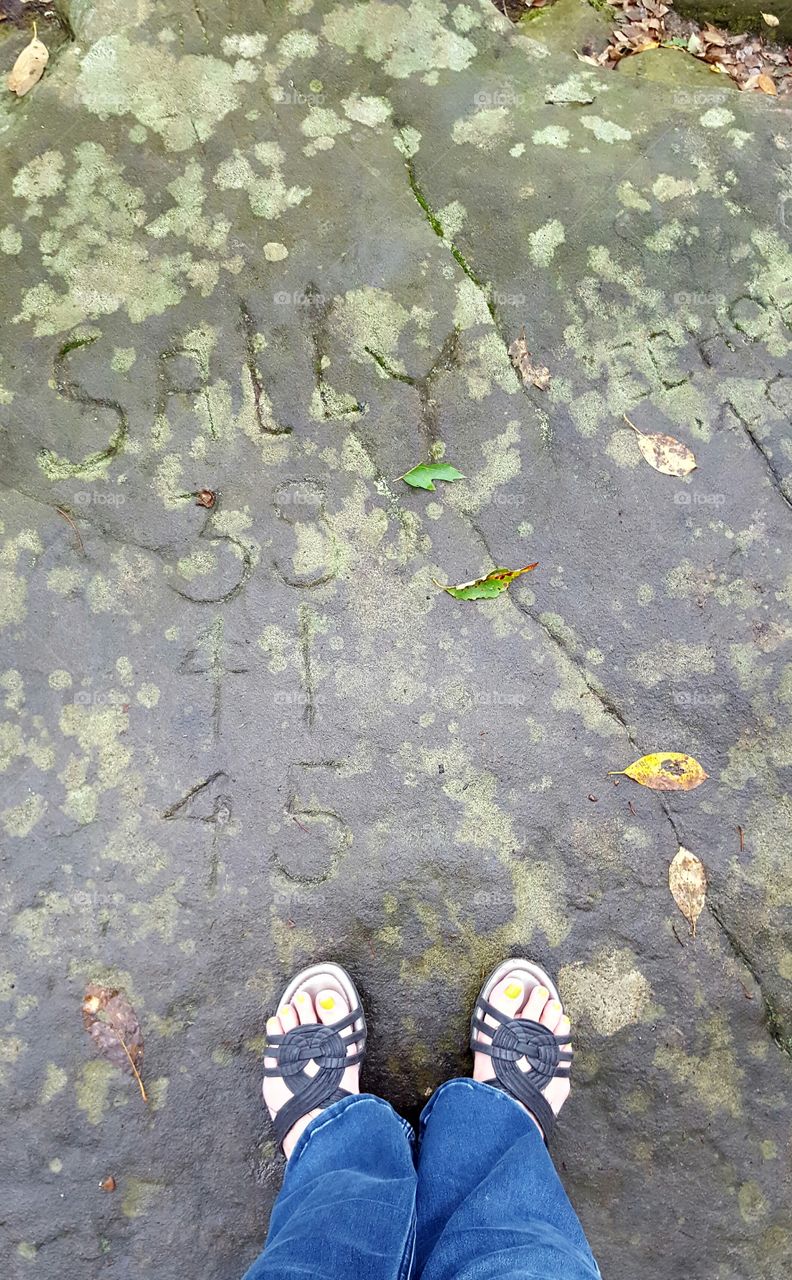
top-left (471, 960), bottom-right (572, 1142)
top-left (263, 963), bottom-right (366, 1159)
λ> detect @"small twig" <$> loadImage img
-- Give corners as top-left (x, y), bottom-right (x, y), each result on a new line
top-left (55, 506), bottom-right (85, 554)
top-left (290, 815), bottom-right (311, 836)
top-left (671, 923), bottom-right (685, 947)
top-left (114, 1031), bottom-right (147, 1103)
top-left (737, 825), bottom-right (745, 852)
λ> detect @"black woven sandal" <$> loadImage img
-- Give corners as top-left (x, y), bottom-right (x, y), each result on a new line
top-left (470, 958), bottom-right (572, 1143)
top-left (263, 962), bottom-right (367, 1150)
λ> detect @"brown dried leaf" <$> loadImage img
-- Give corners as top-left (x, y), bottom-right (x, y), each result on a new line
top-left (508, 327), bottom-right (551, 390)
top-left (669, 846), bottom-right (707, 937)
top-left (195, 488), bottom-right (217, 508)
top-left (623, 414), bottom-right (697, 477)
top-left (100, 1176), bottom-right (117, 1192)
top-left (82, 984), bottom-right (147, 1102)
top-left (7, 34), bottom-right (48, 97)
top-left (757, 71), bottom-right (778, 93)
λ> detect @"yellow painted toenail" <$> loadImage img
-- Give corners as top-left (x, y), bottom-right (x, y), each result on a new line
top-left (504, 982), bottom-right (522, 999)
top-left (536, 987), bottom-right (548, 1000)
top-left (318, 995), bottom-right (335, 1010)
top-left (278, 1007), bottom-right (291, 1019)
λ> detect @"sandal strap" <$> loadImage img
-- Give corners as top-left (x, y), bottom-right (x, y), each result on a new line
top-left (267, 1006), bottom-right (366, 1148)
top-left (470, 1012), bottom-right (570, 1143)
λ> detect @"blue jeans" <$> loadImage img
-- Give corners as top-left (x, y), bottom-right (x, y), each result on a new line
top-left (242, 1079), bottom-right (601, 1280)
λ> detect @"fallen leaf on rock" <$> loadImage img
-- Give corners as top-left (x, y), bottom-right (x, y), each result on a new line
top-left (435, 563), bottom-right (538, 600)
top-left (400, 462), bottom-right (465, 491)
top-left (82, 984), bottom-right (147, 1103)
top-left (509, 328), bottom-right (551, 390)
top-left (609, 752), bottom-right (708, 791)
top-left (762, 12), bottom-right (779, 25)
top-left (669, 845), bottom-right (707, 936)
top-left (757, 71), bottom-right (778, 94)
top-left (623, 414), bottom-right (696, 477)
top-left (7, 29), bottom-right (49, 97)
top-left (195, 488), bottom-right (216, 508)
top-left (100, 1176), bottom-right (117, 1192)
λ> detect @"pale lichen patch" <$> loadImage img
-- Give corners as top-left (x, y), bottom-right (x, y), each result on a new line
top-left (559, 949), bottom-right (652, 1035)
top-left (654, 1013), bottom-right (744, 1117)
top-left (580, 116), bottom-right (632, 143)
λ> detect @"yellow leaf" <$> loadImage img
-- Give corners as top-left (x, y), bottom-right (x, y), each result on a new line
top-left (623, 415), bottom-right (696, 477)
top-left (669, 846), bottom-right (707, 937)
top-left (761, 12), bottom-right (780, 25)
top-left (756, 73), bottom-right (777, 96)
top-left (7, 34), bottom-right (49, 97)
top-left (609, 752), bottom-right (708, 791)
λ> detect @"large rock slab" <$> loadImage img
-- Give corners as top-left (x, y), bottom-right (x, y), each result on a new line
top-left (1, 2), bottom-right (791, 1277)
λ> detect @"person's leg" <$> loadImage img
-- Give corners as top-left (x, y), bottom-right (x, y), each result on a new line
top-left (243, 963), bottom-right (417, 1280)
top-left (243, 1093), bottom-right (417, 1280)
top-left (415, 964), bottom-right (600, 1280)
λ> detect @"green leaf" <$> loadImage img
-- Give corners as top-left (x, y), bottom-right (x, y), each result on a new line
top-left (400, 462), bottom-right (465, 491)
top-left (437, 563), bottom-right (538, 600)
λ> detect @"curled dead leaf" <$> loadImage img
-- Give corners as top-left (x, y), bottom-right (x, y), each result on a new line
top-left (195, 488), bottom-right (217, 509)
top-left (100, 1176), bottom-right (117, 1192)
top-left (609, 752), bottom-right (708, 791)
top-left (508, 328), bottom-right (551, 391)
top-left (7, 31), bottom-right (48, 97)
top-left (761, 12), bottom-right (780, 25)
top-left (623, 414), bottom-right (697, 477)
top-left (669, 846), bottom-right (707, 937)
top-left (82, 983), bottom-right (147, 1103)
top-left (756, 72), bottom-right (778, 95)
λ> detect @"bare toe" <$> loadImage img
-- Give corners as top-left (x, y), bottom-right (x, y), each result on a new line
top-left (315, 988), bottom-right (346, 1023)
top-left (540, 996), bottom-right (564, 1034)
top-left (278, 1002), bottom-right (299, 1034)
top-left (294, 990), bottom-right (315, 1024)
top-left (264, 1014), bottom-right (283, 1058)
top-left (522, 982), bottom-right (549, 1022)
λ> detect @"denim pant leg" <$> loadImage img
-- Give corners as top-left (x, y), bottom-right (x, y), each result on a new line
top-left (243, 1094), bottom-right (418, 1280)
top-left (415, 1079), bottom-right (600, 1280)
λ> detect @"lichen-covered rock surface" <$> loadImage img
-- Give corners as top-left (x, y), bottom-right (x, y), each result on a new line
top-left (1, 2), bottom-right (791, 1277)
